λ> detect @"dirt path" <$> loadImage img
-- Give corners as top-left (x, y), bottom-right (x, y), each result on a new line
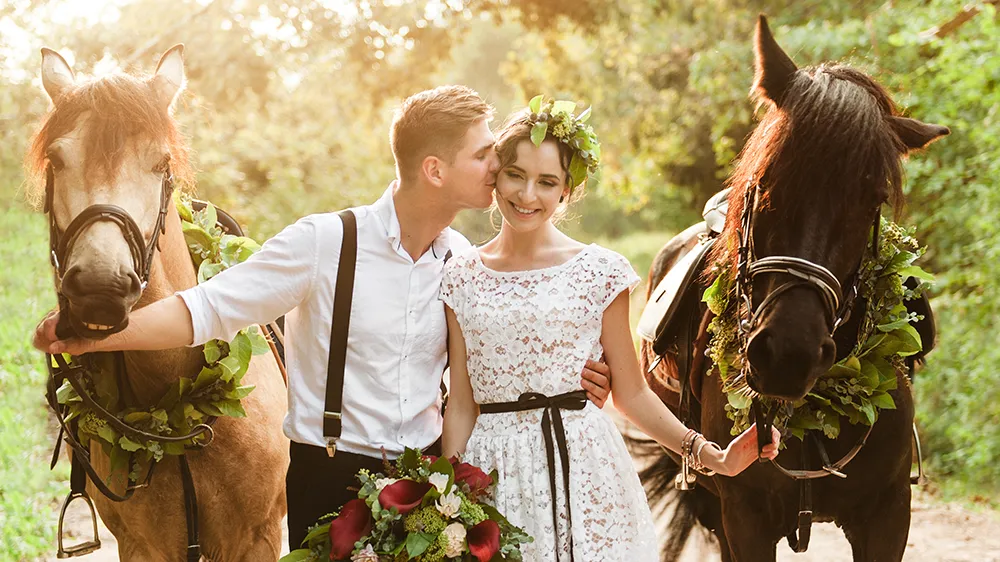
top-left (49, 484), bottom-right (999, 562)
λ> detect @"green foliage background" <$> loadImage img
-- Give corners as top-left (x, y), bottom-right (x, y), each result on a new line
top-left (1, 0), bottom-right (997, 558)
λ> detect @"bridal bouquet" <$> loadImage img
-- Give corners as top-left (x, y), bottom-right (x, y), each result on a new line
top-left (281, 449), bottom-right (532, 562)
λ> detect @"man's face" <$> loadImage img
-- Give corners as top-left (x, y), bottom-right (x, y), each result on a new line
top-left (443, 119), bottom-right (498, 210)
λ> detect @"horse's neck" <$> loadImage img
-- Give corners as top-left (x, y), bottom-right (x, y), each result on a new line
top-left (122, 205), bottom-right (205, 406)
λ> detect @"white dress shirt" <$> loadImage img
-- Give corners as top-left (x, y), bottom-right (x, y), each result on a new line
top-left (178, 184), bottom-right (471, 457)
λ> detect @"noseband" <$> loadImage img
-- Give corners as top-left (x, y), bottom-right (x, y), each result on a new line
top-left (44, 162), bottom-right (174, 329)
top-left (734, 180), bottom-right (879, 345)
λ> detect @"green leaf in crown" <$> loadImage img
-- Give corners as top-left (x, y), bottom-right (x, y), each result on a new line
top-left (54, 195), bottom-right (269, 477)
top-left (525, 94), bottom-right (601, 188)
top-left (704, 217), bottom-right (934, 441)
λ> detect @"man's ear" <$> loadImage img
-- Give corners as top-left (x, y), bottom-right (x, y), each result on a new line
top-left (421, 155), bottom-right (445, 187)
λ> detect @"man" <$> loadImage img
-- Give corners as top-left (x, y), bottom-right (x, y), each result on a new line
top-left (34, 85), bottom-right (612, 548)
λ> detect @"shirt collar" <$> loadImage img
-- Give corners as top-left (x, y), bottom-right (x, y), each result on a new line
top-left (372, 181), bottom-right (452, 260)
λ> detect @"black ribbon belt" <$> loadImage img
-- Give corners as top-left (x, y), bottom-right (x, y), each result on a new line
top-left (479, 390), bottom-right (588, 562)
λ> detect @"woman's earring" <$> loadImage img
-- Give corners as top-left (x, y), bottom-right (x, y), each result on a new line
top-left (559, 195), bottom-right (565, 203)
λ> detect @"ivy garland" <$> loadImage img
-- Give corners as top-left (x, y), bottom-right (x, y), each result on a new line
top-left (526, 94), bottom-right (601, 188)
top-left (54, 196), bottom-right (270, 481)
top-left (702, 218), bottom-right (933, 441)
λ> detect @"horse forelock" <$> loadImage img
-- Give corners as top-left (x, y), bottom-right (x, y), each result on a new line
top-left (25, 72), bottom-right (193, 208)
top-left (706, 62), bottom-right (907, 280)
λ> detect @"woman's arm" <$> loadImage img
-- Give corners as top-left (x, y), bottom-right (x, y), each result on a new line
top-left (441, 306), bottom-right (479, 458)
top-left (601, 291), bottom-right (778, 476)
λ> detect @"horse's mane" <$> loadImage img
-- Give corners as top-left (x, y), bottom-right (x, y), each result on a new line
top-left (25, 71), bottom-right (193, 208)
top-left (707, 63), bottom-right (909, 278)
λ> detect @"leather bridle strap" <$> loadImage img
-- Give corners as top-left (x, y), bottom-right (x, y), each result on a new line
top-left (47, 163), bottom-right (174, 297)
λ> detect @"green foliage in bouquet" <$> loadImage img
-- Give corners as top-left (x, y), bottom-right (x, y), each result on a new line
top-left (704, 218), bottom-right (932, 440)
top-left (282, 448), bottom-right (532, 562)
top-left (53, 197), bottom-right (269, 481)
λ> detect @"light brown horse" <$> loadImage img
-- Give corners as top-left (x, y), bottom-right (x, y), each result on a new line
top-left (27, 45), bottom-right (288, 561)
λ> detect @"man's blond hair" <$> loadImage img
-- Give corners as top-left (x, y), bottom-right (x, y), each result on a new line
top-left (391, 85), bottom-right (494, 182)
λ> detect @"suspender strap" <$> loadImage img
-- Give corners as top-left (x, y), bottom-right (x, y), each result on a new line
top-left (323, 209), bottom-right (358, 457)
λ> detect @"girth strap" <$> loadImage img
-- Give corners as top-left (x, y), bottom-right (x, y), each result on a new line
top-left (480, 390), bottom-right (588, 562)
top-left (786, 443), bottom-right (813, 553)
top-left (180, 456), bottom-right (201, 562)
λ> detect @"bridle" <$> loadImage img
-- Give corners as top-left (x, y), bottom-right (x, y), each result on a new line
top-left (733, 178), bottom-right (882, 457)
top-left (42, 158), bottom-right (215, 561)
top-left (45, 160), bottom-right (174, 332)
top-left (731, 178), bottom-right (883, 552)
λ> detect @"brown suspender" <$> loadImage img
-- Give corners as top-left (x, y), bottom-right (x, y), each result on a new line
top-left (323, 210), bottom-right (357, 457)
top-left (322, 208), bottom-right (452, 457)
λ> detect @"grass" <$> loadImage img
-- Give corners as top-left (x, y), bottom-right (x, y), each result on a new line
top-left (0, 195), bottom-right (66, 561)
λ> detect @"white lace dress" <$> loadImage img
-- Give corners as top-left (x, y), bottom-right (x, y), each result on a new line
top-left (440, 244), bottom-right (658, 562)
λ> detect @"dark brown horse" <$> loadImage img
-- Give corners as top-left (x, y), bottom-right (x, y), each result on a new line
top-left (636, 16), bottom-right (948, 562)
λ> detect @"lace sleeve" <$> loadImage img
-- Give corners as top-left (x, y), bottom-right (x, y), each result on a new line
top-left (439, 258), bottom-right (466, 317)
top-left (600, 249), bottom-right (642, 310)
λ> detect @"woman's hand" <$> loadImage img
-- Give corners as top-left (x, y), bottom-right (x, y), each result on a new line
top-left (703, 423), bottom-right (781, 477)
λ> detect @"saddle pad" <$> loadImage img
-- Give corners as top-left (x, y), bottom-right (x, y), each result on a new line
top-left (637, 230), bottom-right (715, 343)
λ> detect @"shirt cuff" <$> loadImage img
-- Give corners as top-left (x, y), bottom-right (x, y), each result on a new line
top-left (176, 286), bottom-right (214, 347)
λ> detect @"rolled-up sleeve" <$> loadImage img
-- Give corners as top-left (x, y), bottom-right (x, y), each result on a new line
top-left (177, 216), bottom-right (325, 345)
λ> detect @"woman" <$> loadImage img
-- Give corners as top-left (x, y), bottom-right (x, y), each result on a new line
top-left (440, 98), bottom-right (779, 560)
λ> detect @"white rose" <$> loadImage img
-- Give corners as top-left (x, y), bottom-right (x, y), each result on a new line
top-left (374, 477), bottom-right (397, 492)
top-left (351, 544), bottom-right (379, 562)
top-left (435, 491), bottom-right (462, 518)
top-left (442, 522), bottom-right (467, 558)
top-left (428, 472), bottom-right (450, 494)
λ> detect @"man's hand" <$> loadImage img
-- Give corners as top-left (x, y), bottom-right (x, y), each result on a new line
top-left (581, 359), bottom-right (612, 408)
top-left (33, 310), bottom-right (98, 356)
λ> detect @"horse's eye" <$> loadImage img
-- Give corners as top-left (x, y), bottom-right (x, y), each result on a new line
top-left (46, 150), bottom-right (65, 171)
top-left (152, 154), bottom-right (171, 174)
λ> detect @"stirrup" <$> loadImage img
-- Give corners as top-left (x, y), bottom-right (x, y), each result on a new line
top-left (56, 490), bottom-right (101, 558)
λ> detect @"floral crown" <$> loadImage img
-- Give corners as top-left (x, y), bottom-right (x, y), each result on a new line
top-left (525, 94), bottom-right (601, 188)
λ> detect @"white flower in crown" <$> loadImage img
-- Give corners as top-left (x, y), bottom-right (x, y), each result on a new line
top-left (442, 522), bottom-right (467, 558)
top-left (436, 490), bottom-right (462, 518)
top-left (374, 477), bottom-right (397, 492)
top-left (351, 544), bottom-right (379, 562)
top-left (428, 472), bottom-right (450, 494)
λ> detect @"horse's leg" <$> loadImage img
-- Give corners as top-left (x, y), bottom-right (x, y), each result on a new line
top-left (842, 482), bottom-right (911, 562)
top-left (230, 520), bottom-right (284, 562)
top-left (719, 493), bottom-right (778, 562)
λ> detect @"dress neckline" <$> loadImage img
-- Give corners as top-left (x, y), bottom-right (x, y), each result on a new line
top-left (472, 243), bottom-right (596, 276)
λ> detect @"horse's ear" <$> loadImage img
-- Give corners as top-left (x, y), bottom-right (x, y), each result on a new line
top-left (40, 48), bottom-right (75, 103)
top-left (752, 15), bottom-right (798, 107)
top-left (890, 116), bottom-right (950, 151)
top-left (151, 44), bottom-right (186, 111)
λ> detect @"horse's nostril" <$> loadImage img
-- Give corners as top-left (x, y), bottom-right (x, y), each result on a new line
top-left (819, 339), bottom-right (837, 367)
top-left (125, 268), bottom-right (142, 294)
top-left (61, 265), bottom-right (84, 298)
top-left (746, 329), bottom-right (774, 372)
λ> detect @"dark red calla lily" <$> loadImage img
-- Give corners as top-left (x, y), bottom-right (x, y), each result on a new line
top-left (453, 461), bottom-right (493, 494)
top-left (328, 499), bottom-right (372, 560)
top-left (467, 519), bottom-right (501, 562)
top-left (378, 479), bottom-right (432, 515)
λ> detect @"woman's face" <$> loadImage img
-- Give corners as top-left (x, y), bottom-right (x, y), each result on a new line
top-left (494, 139), bottom-right (571, 232)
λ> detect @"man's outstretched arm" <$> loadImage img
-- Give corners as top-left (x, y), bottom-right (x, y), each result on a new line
top-left (34, 215), bottom-right (325, 356)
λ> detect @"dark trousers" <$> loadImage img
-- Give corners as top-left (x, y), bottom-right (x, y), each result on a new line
top-left (286, 439), bottom-right (442, 550)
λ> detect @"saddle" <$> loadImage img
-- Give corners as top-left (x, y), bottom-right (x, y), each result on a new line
top-left (638, 189), bottom-right (728, 356)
